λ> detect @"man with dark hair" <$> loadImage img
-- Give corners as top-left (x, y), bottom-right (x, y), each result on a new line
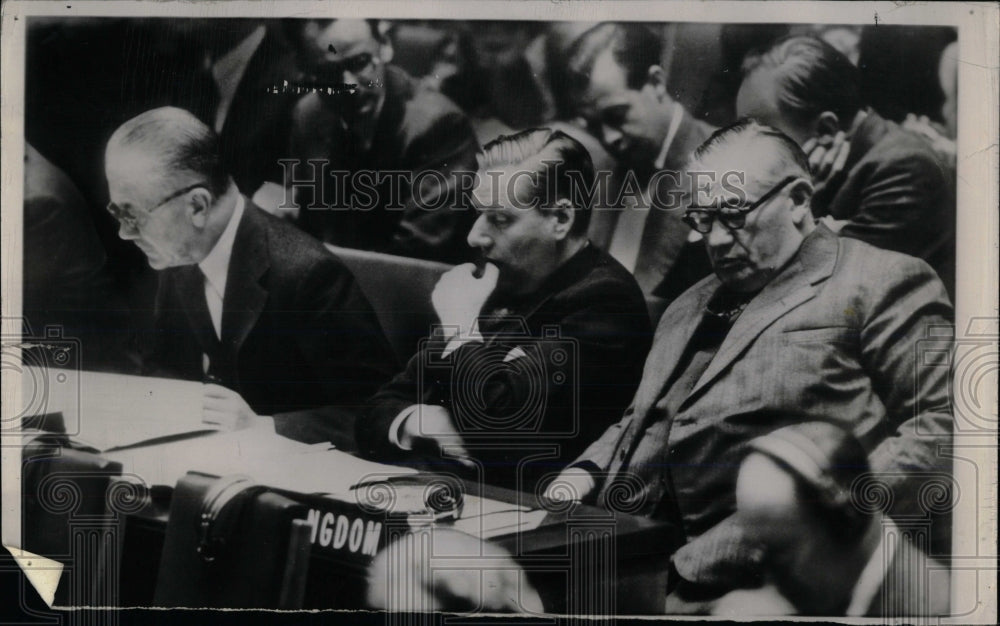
top-left (105, 106), bottom-right (396, 445)
top-left (720, 421), bottom-right (950, 616)
top-left (546, 120), bottom-right (953, 612)
top-left (559, 22), bottom-right (716, 298)
top-left (358, 128), bottom-right (652, 491)
top-left (737, 35), bottom-right (955, 298)
top-left (283, 18), bottom-right (480, 263)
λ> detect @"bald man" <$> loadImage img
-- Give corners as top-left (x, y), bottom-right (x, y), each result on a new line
top-left (105, 106), bottom-right (396, 446)
top-left (724, 421), bottom-right (950, 617)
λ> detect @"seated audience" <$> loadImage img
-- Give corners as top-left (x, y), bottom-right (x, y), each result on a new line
top-left (283, 18), bottom-right (480, 263)
top-left (104, 107), bottom-right (397, 446)
top-left (558, 22), bottom-right (716, 298)
top-left (737, 35), bottom-right (956, 298)
top-left (715, 421), bottom-right (950, 617)
top-left (357, 129), bottom-right (652, 491)
top-left (545, 120), bottom-right (953, 612)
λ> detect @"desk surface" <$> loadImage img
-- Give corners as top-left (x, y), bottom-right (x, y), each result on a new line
top-left (21, 436), bottom-right (677, 613)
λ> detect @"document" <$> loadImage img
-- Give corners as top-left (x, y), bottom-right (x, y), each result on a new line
top-left (20, 367), bottom-right (213, 452)
top-left (104, 426), bottom-right (417, 494)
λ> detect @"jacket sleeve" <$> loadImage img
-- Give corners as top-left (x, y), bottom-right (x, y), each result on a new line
top-left (359, 288), bottom-right (651, 469)
top-left (860, 255), bottom-right (954, 518)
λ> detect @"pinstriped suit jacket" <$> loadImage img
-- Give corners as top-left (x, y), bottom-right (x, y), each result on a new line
top-left (573, 224), bottom-right (954, 586)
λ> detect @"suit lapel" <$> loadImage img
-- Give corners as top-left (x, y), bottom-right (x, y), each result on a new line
top-left (221, 201), bottom-right (269, 352)
top-left (631, 278), bottom-right (717, 428)
top-left (686, 226), bottom-right (840, 400)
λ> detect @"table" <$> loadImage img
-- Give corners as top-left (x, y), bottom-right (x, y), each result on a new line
top-left (19, 435), bottom-right (678, 614)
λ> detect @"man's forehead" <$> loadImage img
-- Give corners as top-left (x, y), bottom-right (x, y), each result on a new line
top-left (736, 454), bottom-right (799, 512)
top-left (694, 146), bottom-right (780, 194)
top-left (581, 47), bottom-right (630, 107)
top-left (473, 166), bottom-right (531, 209)
top-left (303, 19), bottom-right (376, 60)
top-left (106, 145), bottom-right (160, 181)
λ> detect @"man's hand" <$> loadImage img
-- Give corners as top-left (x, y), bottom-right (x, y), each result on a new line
top-left (400, 405), bottom-right (475, 469)
top-left (543, 466), bottom-right (597, 502)
top-left (431, 263), bottom-right (499, 338)
top-left (802, 131), bottom-right (850, 195)
top-left (202, 384), bottom-right (275, 432)
top-left (367, 527), bottom-right (544, 612)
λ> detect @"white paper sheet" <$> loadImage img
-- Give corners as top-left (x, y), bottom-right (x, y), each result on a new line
top-left (21, 367), bottom-right (211, 451)
top-left (104, 426), bottom-right (416, 494)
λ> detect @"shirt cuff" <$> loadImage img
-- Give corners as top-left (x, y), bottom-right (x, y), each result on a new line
top-left (388, 405), bottom-right (420, 450)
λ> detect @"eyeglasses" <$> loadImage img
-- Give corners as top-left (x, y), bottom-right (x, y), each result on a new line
top-left (683, 175), bottom-right (799, 235)
top-left (107, 182), bottom-right (210, 230)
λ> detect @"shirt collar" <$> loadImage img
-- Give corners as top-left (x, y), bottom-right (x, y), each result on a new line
top-left (198, 195), bottom-right (245, 299)
top-left (653, 101), bottom-right (685, 170)
top-left (846, 517), bottom-right (897, 617)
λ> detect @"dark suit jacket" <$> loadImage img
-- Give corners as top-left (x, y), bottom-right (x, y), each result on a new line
top-left (290, 65), bottom-right (480, 264)
top-left (812, 111), bottom-right (955, 299)
top-left (357, 244), bottom-right (653, 491)
top-left (144, 200), bottom-right (397, 446)
top-left (574, 225), bottom-right (953, 586)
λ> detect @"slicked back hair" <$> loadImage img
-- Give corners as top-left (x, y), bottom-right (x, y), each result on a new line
top-left (742, 35), bottom-right (862, 131)
top-left (107, 106), bottom-right (230, 197)
top-left (479, 128), bottom-right (595, 236)
top-left (691, 117), bottom-right (811, 184)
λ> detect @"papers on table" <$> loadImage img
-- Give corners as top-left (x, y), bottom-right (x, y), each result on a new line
top-left (19, 367), bottom-right (212, 452)
top-left (454, 497), bottom-right (550, 539)
top-left (104, 426), bottom-right (417, 495)
top-left (15, 366), bottom-right (548, 541)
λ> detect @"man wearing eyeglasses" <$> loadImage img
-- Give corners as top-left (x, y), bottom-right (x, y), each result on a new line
top-left (105, 106), bottom-right (396, 445)
top-left (282, 18), bottom-right (480, 264)
top-left (544, 119), bottom-right (953, 613)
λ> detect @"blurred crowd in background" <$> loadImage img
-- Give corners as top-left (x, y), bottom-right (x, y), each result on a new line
top-left (22, 18), bottom-right (957, 372)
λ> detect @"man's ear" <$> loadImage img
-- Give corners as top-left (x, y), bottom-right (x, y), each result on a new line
top-left (188, 188), bottom-right (214, 229)
top-left (550, 198), bottom-right (575, 240)
top-left (788, 178), bottom-right (814, 226)
top-left (815, 111), bottom-right (840, 138)
top-left (645, 65), bottom-right (668, 101)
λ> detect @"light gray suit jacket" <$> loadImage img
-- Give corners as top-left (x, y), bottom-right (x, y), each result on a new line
top-left (574, 224), bottom-right (954, 586)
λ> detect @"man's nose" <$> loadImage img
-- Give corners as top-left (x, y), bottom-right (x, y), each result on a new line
top-left (343, 69), bottom-right (359, 87)
top-left (601, 124), bottom-right (623, 149)
top-left (466, 216), bottom-right (492, 250)
top-left (706, 217), bottom-right (734, 248)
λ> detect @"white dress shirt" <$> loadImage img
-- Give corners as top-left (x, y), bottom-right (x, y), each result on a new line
top-left (198, 195), bottom-right (246, 343)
